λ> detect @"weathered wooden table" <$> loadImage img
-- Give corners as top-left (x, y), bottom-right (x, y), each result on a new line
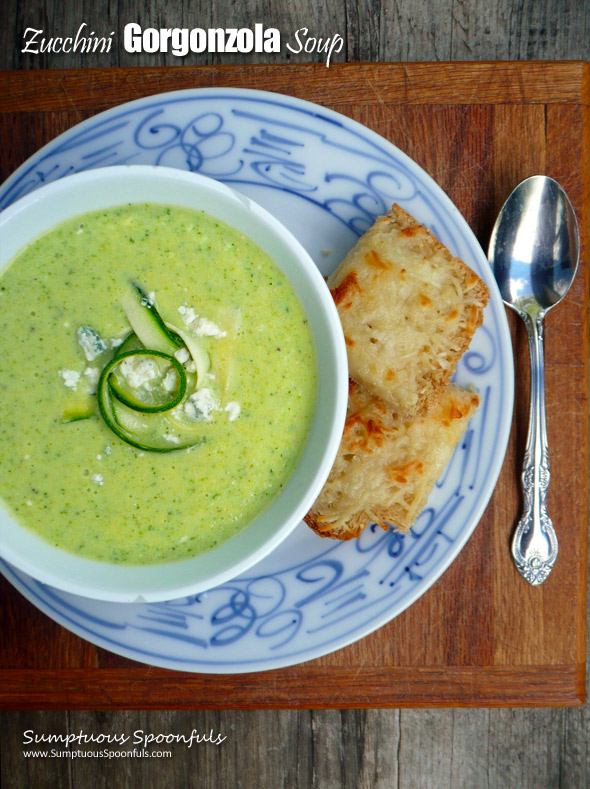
top-left (1, 2), bottom-right (590, 787)
top-left (1, 60), bottom-right (588, 711)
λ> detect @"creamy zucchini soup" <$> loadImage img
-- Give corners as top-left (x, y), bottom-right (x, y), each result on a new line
top-left (0, 204), bottom-right (317, 564)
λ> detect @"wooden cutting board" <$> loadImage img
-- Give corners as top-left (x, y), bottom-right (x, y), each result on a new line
top-left (0, 62), bottom-right (587, 708)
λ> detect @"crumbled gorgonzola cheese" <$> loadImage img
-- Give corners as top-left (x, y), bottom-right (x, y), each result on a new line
top-left (77, 327), bottom-right (108, 361)
top-left (162, 370), bottom-right (178, 393)
top-left (192, 317), bottom-right (227, 338)
top-left (84, 366), bottom-right (100, 392)
top-left (178, 305), bottom-right (226, 338)
top-left (58, 369), bottom-right (81, 390)
top-left (119, 356), bottom-right (158, 388)
top-left (184, 387), bottom-right (218, 421)
top-left (174, 347), bottom-right (190, 364)
top-left (224, 402), bottom-right (241, 422)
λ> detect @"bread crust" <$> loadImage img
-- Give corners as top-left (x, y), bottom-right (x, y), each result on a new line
top-left (328, 204), bottom-right (489, 418)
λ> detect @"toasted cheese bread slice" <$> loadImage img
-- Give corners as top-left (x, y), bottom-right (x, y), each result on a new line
top-left (305, 381), bottom-right (479, 540)
top-left (328, 204), bottom-right (489, 418)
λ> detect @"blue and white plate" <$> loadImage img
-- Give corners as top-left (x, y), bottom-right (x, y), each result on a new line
top-left (0, 88), bottom-right (513, 673)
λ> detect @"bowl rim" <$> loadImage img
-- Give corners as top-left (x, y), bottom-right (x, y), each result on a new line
top-left (0, 164), bottom-right (349, 602)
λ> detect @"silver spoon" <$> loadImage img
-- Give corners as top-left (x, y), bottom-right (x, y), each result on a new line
top-left (488, 175), bottom-right (580, 585)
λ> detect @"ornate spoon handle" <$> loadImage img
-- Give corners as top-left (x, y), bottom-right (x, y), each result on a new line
top-left (512, 310), bottom-right (558, 585)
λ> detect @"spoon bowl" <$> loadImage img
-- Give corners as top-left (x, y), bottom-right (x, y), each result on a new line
top-left (489, 176), bottom-right (579, 316)
top-left (488, 175), bottom-right (580, 585)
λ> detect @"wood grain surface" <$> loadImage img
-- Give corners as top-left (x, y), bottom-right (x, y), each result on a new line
top-left (0, 61), bottom-right (588, 712)
top-left (1, 2), bottom-right (590, 787)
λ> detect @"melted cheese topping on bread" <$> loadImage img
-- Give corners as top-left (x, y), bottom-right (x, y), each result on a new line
top-left (305, 381), bottom-right (479, 540)
top-left (328, 204), bottom-right (489, 417)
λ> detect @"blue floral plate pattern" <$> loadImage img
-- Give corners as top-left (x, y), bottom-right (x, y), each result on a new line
top-left (0, 89), bottom-right (513, 673)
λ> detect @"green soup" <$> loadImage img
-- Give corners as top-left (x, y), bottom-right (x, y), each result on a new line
top-left (0, 204), bottom-right (317, 564)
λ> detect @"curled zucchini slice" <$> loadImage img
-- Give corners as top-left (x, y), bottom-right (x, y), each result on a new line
top-left (106, 349), bottom-right (187, 414)
top-left (94, 283), bottom-right (211, 453)
top-left (122, 281), bottom-right (183, 354)
top-left (98, 350), bottom-right (201, 452)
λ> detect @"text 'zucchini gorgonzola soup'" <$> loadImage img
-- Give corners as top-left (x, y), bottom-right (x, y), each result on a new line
top-left (0, 204), bottom-right (317, 564)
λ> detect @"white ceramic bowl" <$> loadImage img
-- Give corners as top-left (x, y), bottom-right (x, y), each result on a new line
top-left (0, 165), bottom-right (348, 602)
